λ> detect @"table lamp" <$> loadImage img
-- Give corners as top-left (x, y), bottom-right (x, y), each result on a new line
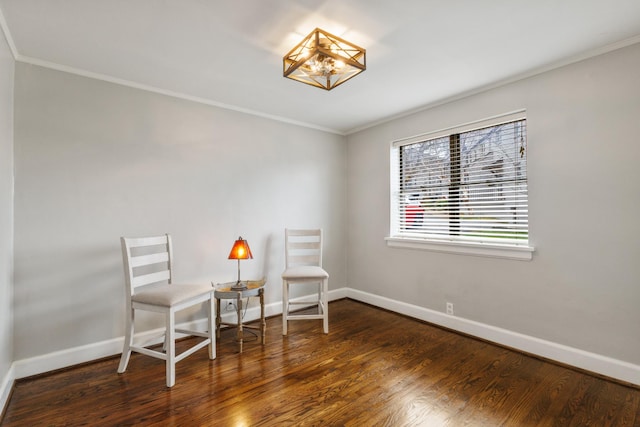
top-left (228, 236), bottom-right (253, 290)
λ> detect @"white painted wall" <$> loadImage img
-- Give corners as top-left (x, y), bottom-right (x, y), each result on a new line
top-left (347, 43), bottom-right (640, 366)
top-left (6, 38), bottom-right (639, 385)
top-left (12, 63), bottom-right (347, 360)
top-left (0, 24), bottom-right (15, 400)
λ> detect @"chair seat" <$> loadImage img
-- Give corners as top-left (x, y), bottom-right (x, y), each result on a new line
top-left (282, 266), bottom-right (329, 280)
top-left (132, 283), bottom-right (212, 307)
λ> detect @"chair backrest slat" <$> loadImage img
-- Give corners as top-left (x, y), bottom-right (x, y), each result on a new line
top-left (121, 234), bottom-right (174, 295)
top-left (285, 228), bottom-right (323, 268)
top-left (288, 241), bottom-right (318, 250)
top-left (132, 270), bottom-right (171, 287)
top-left (126, 235), bottom-right (169, 248)
top-left (286, 229), bottom-right (318, 237)
top-left (129, 252), bottom-right (169, 268)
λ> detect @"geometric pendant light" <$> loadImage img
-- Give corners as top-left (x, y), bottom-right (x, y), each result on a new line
top-left (283, 28), bottom-right (366, 90)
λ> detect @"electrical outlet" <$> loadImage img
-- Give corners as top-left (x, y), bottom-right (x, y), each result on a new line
top-left (446, 302), bottom-right (454, 315)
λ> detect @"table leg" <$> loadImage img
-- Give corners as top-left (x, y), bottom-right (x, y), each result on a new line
top-left (260, 289), bottom-right (266, 345)
top-left (215, 297), bottom-right (221, 339)
top-left (236, 292), bottom-right (243, 353)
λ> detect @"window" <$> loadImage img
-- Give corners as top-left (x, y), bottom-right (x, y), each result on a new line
top-left (388, 112), bottom-right (533, 260)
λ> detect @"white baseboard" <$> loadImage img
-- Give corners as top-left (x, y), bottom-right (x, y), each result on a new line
top-left (346, 288), bottom-right (640, 386)
top-left (0, 364), bottom-right (15, 417)
top-left (7, 287), bottom-right (638, 388)
top-left (12, 313), bottom-right (255, 380)
top-left (9, 288), bottom-right (346, 381)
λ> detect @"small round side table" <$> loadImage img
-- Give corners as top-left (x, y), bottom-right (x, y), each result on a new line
top-left (213, 278), bottom-right (266, 353)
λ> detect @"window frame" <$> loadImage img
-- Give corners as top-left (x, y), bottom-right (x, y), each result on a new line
top-left (387, 111), bottom-right (534, 261)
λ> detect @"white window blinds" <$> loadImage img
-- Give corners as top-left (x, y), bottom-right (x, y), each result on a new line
top-left (391, 115), bottom-right (529, 247)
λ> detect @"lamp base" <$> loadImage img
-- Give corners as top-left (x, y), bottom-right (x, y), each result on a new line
top-left (230, 281), bottom-right (247, 291)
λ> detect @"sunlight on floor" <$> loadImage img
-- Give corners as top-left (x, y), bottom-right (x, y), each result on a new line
top-left (404, 396), bottom-right (451, 425)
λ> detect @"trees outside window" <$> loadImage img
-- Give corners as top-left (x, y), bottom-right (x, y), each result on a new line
top-left (391, 117), bottom-right (528, 247)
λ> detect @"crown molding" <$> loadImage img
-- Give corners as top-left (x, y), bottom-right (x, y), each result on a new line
top-left (1, 1), bottom-right (344, 135)
top-left (2, 1), bottom-right (638, 138)
top-left (345, 34), bottom-right (640, 135)
top-left (0, 4), bottom-right (18, 59)
top-left (16, 55), bottom-right (345, 135)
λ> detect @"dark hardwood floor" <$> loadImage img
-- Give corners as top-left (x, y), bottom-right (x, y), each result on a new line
top-left (2, 299), bottom-right (639, 426)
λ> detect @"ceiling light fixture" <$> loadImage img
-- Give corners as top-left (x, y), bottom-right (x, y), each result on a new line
top-left (283, 28), bottom-right (366, 91)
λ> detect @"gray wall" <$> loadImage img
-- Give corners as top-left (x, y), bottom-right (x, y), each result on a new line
top-left (13, 63), bottom-right (347, 360)
top-left (347, 42), bottom-right (640, 365)
top-left (0, 29), bottom-right (14, 387)
top-left (7, 38), bottom-right (640, 377)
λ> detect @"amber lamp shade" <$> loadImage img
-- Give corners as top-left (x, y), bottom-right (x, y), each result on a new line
top-left (228, 236), bottom-right (253, 290)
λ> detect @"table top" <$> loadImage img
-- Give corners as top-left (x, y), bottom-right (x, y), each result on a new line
top-left (213, 278), bottom-right (266, 296)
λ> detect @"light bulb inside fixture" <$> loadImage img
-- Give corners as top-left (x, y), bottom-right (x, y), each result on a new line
top-left (308, 60), bottom-right (318, 72)
top-left (334, 60), bottom-right (345, 69)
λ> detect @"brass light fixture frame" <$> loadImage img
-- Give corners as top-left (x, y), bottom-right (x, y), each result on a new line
top-left (283, 28), bottom-right (366, 91)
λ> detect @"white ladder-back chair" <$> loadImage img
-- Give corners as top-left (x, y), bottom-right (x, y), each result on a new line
top-left (118, 234), bottom-right (215, 387)
top-left (281, 228), bottom-right (329, 335)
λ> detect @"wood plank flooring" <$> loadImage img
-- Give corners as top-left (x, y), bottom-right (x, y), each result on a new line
top-left (2, 299), bottom-right (639, 426)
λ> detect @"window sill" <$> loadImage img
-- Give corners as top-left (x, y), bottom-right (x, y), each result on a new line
top-left (385, 236), bottom-right (534, 261)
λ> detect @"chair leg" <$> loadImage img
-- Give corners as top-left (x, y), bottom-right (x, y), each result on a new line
top-left (118, 307), bottom-right (134, 373)
top-left (322, 278), bottom-right (329, 334)
top-left (208, 296), bottom-right (216, 360)
top-left (163, 333), bottom-right (169, 352)
top-left (166, 311), bottom-right (176, 388)
top-left (282, 280), bottom-right (288, 335)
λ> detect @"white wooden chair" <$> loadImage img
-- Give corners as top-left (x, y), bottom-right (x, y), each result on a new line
top-left (282, 229), bottom-right (329, 335)
top-left (118, 234), bottom-right (215, 387)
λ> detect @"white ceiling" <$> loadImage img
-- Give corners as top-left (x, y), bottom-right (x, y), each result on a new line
top-left (1, 0), bottom-right (640, 135)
